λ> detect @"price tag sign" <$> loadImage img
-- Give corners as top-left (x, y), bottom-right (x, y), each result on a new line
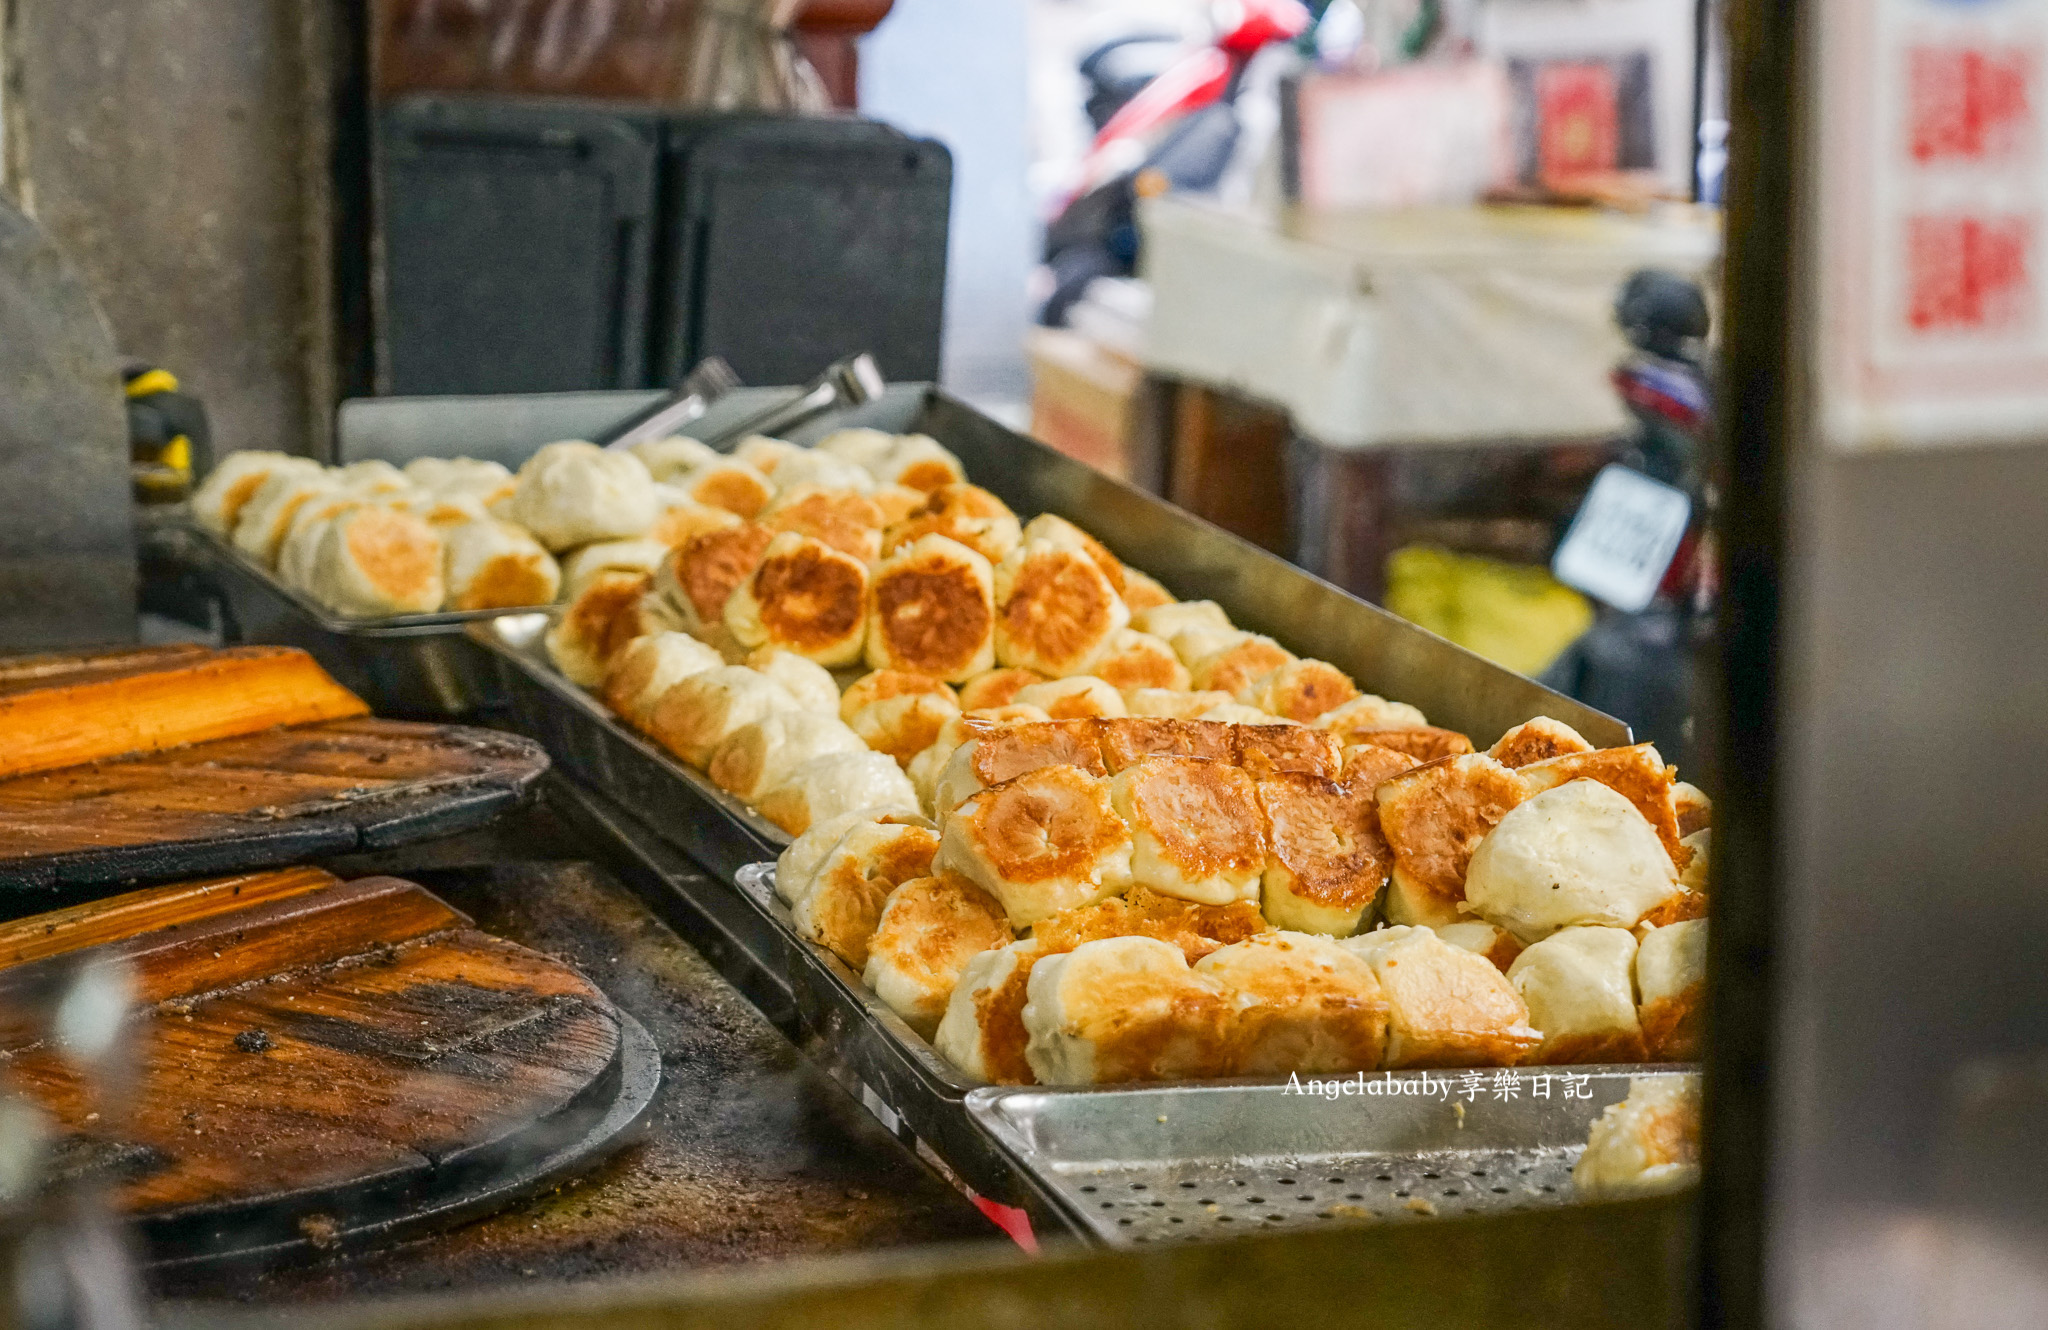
top-left (1551, 463), bottom-right (1692, 612)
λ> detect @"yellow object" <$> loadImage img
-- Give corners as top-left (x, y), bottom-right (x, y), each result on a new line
top-left (161, 435), bottom-right (192, 475)
top-left (125, 368), bottom-right (180, 398)
top-left (1384, 545), bottom-right (1593, 677)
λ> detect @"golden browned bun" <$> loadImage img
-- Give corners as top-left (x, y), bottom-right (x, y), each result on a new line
top-left (676, 458), bottom-right (774, 518)
top-left (546, 569), bottom-right (654, 687)
top-left (646, 663), bottom-right (799, 767)
top-left (309, 505), bottom-right (446, 617)
top-left (848, 691), bottom-right (963, 769)
top-left (839, 668), bottom-right (958, 722)
top-left (277, 494), bottom-right (367, 590)
top-left (1352, 726), bottom-right (1476, 764)
top-left (762, 485), bottom-right (887, 563)
top-left (1232, 724), bottom-right (1342, 780)
top-left (933, 764), bottom-right (1133, 926)
top-left (1110, 757), bottom-right (1266, 906)
top-left (932, 939), bottom-right (1045, 1083)
top-left (875, 434), bottom-right (966, 493)
top-left (1255, 772), bottom-right (1390, 937)
top-left (648, 492), bottom-right (743, 548)
top-left (1196, 932), bottom-right (1389, 1075)
top-left (1507, 925), bottom-right (1646, 1064)
top-left (1519, 744), bottom-right (1684, 863)
top-left (1314, 694), bottom-right (1431, 743)
top-left (707, 709), bottom-right (866, 803)
top-left (1433, 921), bottom-right (1525, 973)
top-left (993, 540), bottom-right (1129, 676)
top-left (559, 538), bottom-right (668, 600)
top-left (1123, 687), bottom-right (1236, 719)
top-left (869, 484), bottom-right (928, 527)
top-left (1188, 635), bottom-right (1295, 695)
top-left (1488, 716), bottom-right (1596, 768)
top-left (193, 452), bottom-right (318, 535)
top-left (1087, 628), bottom-right (1191, 692)
top-left (930, 719), bottom-right (1107, 815)
top-left (882, 483), bottom-right (1022, 565)
top-left (1119, 568), bottom-right (1176, 613)
top-left (393, 490), bottom-right (489, 530)
top-left (1021, 936), bottom-right (1235, 1084)
top-left (1033, 885), bottom-right (1269, 963)
top-left (1238, 658), bottom-right (1359, 723)
top-left (956, 667), bottom-right (1047, 710)
top-left (1196, 701), bottom-right (1283, 725)
top-left (1672, 782), bottom-right (1711, 838)
top-left (1131, 599), bottom-right (1231, 642)
top-left (1634, 919), bottom-right (1705, 1061)
top-left (865, 534), bottom-right (996, 681)
top-left (1013, 674), bottom-right (1127, 720)
top-left (628, 434), bottom-right (719, 481)
top-left (1462, 780), bottom-right (1679, 941)
top-left (441, 519), bottom-right (560, 611)
top-left (724, 531), bottom-right (870, 667)
top-left (234, 470), bottom-right (338, 565)
top-left (602, 631), bottom-right (726, 728)
top-left (507, 441), bottom-right (657, 550)
top-left (788, 821), bottom-right (940, 969)
top-left (743, 648), bottom-right (840, 716)
top-left (1573, 1075), bottom-right (1702, 1198)
top-left (906, 704), bottom-right (1052, 814)
top-left (1339, 926), bottom-right (1542, 1068)
top-left (1018, 512), bottom-right (1126, 595)
top-left (731, 434), bottom-right (805, 476)
top-left (1373, 753), bottom-right (1529, 927)
top-left (755, 750), bottom-right (919, 836)
top-left (1677, 827), bottom-right (1709, 895)
top-left (1339, 740), bottom-right (1423, 790)
top-left (659, 523), bottom-right (773, 635)
top-left (863, 873), bottom-right (1014, 1037)
top-left (1098, 717), bottom-right (1235, 772)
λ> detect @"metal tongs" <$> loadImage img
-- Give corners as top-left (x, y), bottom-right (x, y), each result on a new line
top-left (596, 356), bottom-right (744, 451)
top-left (698, 352), bottom-right (886, 450)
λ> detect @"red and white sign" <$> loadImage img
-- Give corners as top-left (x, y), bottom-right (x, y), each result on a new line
top-left (1817, 0), bottom-right (2048, 450)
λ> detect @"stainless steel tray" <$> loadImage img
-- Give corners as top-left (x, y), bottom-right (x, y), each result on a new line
top-left (968, 1068), bottom-right (1692, 1247)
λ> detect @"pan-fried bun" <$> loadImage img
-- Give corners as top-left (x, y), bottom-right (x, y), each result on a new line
top-left (993, 540), bottom-right (1129, 677)
top-left (869, 484), bottom-right (928, 527)
top-left (1355, 726), bottom-right (1476, 763)
top-left (602, 630), bottom-right (724, 728)
top-left (863, 874), bottom-right (1014, 1037)
top-left (1109, 757), bottom-right (1266, 906)
top-left (1461, 779), bottom-right (1677, 941)
top-left (309, 505), bottom-right (446, 617)
top-left (1131, 599), bottom-right (1231, 642)
top-left (1489, 717), bottom-right (1595, 768)
top-left (1098, 717), bottom-right (1234, 772)
top-left (848, 691), bottom-right (962, 769)
top-left (1507, 926), bottom-right (1646, 1064)
top-left (1032, 886), bottom-right (1269, 963)
top-left (933, 939), bottom-right (1044, 1083)
top-left (649, 492), bottom-right (744, 548)
top-left (1519, 744), bottom-right (1684, 862)
top-left (1119, 569), bottom-right (1175, 612)
top-left (815, 427), bottom-right (899, 470)
top-left (875, 434), bottom-right (966, 493)
top-left (1232, 724), bottom-right (1341, 779)
top-left (1339, 741), bottom-right (1422, 791)
top-left (545, 570), bottom-right (653, 686)
top-left (647, 664), bottom-right (799, 767)
top-left (789, 821), bottom-right (940, 969)
top-left (762, 484), bottom-right (886, 562)
top-left (560, 538), bottom-right (668, 600)
top-left (234, 470), bottom-right (337, 565)
top-left (1433, 921), bottom-right (1524, 973)
top-left (1634, 919), bottom-right (1706, 1061)
top-left (1255, 773), bottom-right (1390, 936)
top-left (840, 668), bottom-right (957, 722)
top-left (676, 458), bottom-right (774, 519)
top-left (731, 435), bottom-right (804, 477)
top-left (882, 483), bottom-right (1021, 565)
top-left (1238, 658), bottom-right (1359, 723)
top-left (708, 709), bottom-right (866, 803)
top-left (1018, 513), bottom-right (1125, 594)
top-left (770, 447), bottom-right (874, 495)
top-left (930, 719), bottom-right (1106, 817)
top-left (773, 811), bottom-right (872, 907)
top-left (1013, 675), bottom-right (1127, 720)
top-left (628, 434), bottom-right (719, 481)
top-left (508, 442), bottom-right (657, 550)
top-left (406, 454), bottom-right (509, 494)
top-left (756, 750), bottom-right (919, 836)
top-left (442, 519), bottom-right (560, 610)
top-left (193, 451), bottom-right (317, 535)
top-left (1189, 635), bottom-right (1294, 696)
top-left (1373, 753), bottom-right (1529, 927)
top-left (1573, 1076), bottom-right (1702, 1199)
top-left (865, 534), bottom-right (996, 680)
top-left (1338, 926), bottom-right (1541, 1069)
top-left (1124, 687), bottom-right (1235, 719)
top-left (1196, 702), bottom-right (1281, 726)
top-left (1196, 932), bottom-right (1388, 1075)
top-left (907, 704), bottom-right (1051, 814)
top-left (659, 523), bottom-right (773, 635)
top-left (724, 531), bottom-right (870, 667)
top-left (956, 666), bottom-right (1046, 710)
top-left (1022, 936), bottom-right (1235, 1085)
top-left (1315, 694), bottom-right (1431, 742)
top-left (1087, 628), bottom-right (1191, 692)
top-left (743, 648), bottom-right (840, 716)
top-left (934, 764), bottom-right (1133, 926)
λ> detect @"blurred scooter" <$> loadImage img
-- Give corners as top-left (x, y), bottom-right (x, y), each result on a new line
top-left (1039, 0), bottom-right (1310, 326)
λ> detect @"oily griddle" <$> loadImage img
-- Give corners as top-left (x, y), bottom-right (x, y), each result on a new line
top-left (0, 717), bottom-right (548, 904)
top-left (0, 870), bottom-right (625, 1262)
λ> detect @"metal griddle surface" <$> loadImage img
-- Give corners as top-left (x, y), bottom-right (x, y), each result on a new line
top-left (146, 786), bottom-right (994, 1308)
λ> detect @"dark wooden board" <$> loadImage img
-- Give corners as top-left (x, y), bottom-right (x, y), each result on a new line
top-left (1, 872), bottom-right (655, 1265)
top-left (0, 718), bottom-right (548, 910)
